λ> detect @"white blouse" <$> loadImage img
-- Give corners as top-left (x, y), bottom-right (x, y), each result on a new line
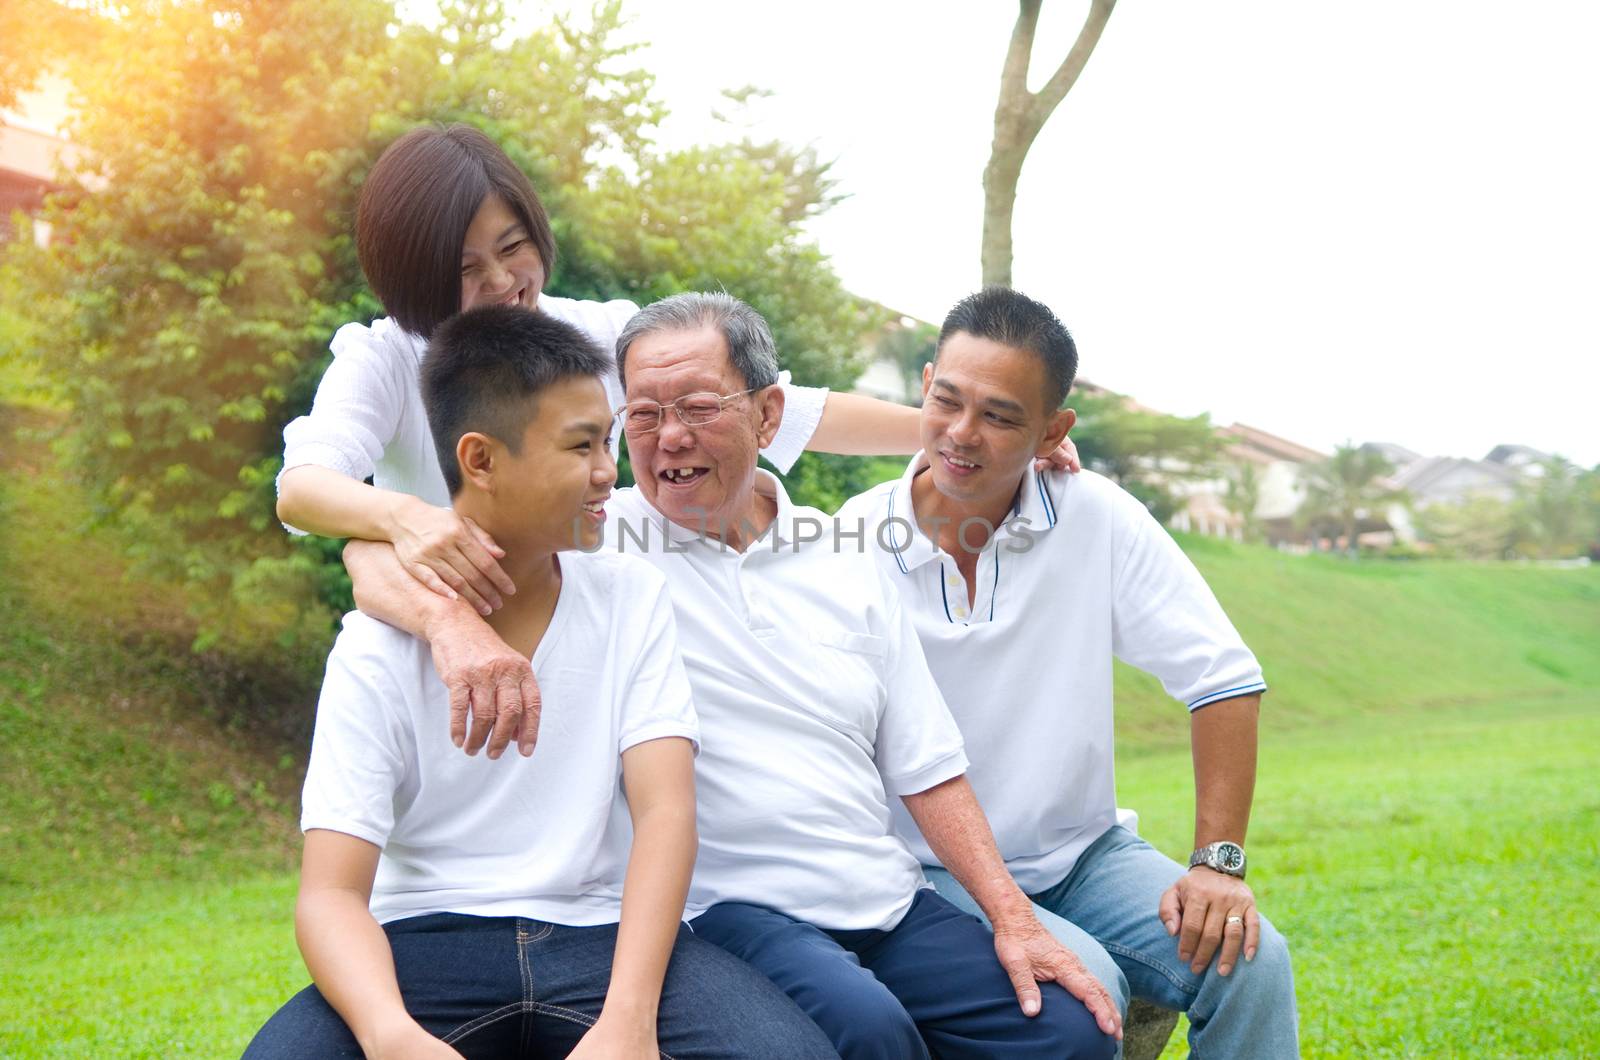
top-left (278, 295), bottom-right (829, 532)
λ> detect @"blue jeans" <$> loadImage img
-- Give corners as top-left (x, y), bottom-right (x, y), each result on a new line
top-left (926, 826), bottom-right (1299, 1060)
top-left (242, 912), bottom-right (839, 1058)
top-left (691, 889), bottom-right (1115, 1060)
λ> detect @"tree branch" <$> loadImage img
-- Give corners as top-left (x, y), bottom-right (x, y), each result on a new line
top-left (997, 0), bottom-right (1044, 116)
top-left (1034, 0), bottom-right (1117, 119)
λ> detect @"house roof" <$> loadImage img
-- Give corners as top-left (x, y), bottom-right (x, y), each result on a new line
top-left (1392, 455), bottom-right (1521, 496)
top-left (1360, 441), bottom-right (1423, 469)
top-left (1483, 443), bottom-right (1553, 466)
top-left (1218, 422), bottom-right (1328, 465)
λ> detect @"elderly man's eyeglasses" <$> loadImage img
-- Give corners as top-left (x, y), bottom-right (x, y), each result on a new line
top-left (615, 388), bottom-right (759, 434)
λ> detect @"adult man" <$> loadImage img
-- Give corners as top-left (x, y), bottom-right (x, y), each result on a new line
top-left (835, 287), bottom-right (1298, 1058)
top-left (345, 293), bottom-right (1119, 1059)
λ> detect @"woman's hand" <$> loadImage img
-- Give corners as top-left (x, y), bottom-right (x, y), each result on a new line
top-left (390, 499), bottom-right (516, 615)
top-left (1034, 434), bottom-right (1081, 474)
top-left (566, 1013), bottom-right (659, 1060)
top-left (366, 1019), bottom-right (466, 1059)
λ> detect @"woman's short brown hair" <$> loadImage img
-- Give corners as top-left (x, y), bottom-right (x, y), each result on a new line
top-left (355, 124), bottom-right (557, 340)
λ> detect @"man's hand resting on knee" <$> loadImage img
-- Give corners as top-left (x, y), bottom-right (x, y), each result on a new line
top-left (1159, 867), bottom-right (1260, 978)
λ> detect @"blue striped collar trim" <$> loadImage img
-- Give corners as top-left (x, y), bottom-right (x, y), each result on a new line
top-left (1013, 463), bottom-right (1059, 533)
top-left (883, 453), bottom-right (943, 574)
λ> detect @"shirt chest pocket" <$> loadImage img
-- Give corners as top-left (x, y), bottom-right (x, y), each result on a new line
top-left (797, 631), bottom-right (887, 751)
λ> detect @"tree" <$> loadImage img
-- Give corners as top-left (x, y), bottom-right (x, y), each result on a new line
top-left (1415, 497), bottom-right (1516, 560)
top-left (873, 321), bottom-right (939, 403)
top-left (1222, 463), bottom-right (1263, 543)
top-left (0, 0), bottom-right (107, 110)
top-left (983, 0), bottom-right (1117, 286)
top-left (1297, 445), bottom-right (1408, 556)
top-left (5, 0), bottom-right (867, 655)
top-left (1510, 457), bottom-right (1594, 559)
top-left (1069, 390), bottom-right (1218, 524)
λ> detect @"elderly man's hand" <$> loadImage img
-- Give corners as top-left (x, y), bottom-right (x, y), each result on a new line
top-left (1159, 867), bottom-right (1260, 977)
top-left (427, 610), bottom-right (541, 759)
top-left (991, 908), bottom-right (1122, 1040)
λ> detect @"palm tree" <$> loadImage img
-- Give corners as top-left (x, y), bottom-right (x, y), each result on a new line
top-left (1298, 445), bottom-right (1409, 556)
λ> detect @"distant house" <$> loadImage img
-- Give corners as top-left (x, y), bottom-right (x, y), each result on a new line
top-left (0, 75), bottom-right (76, 246)
top-left (1483, 444), bottom-right (1553, 475)
top-left (1360, 441), bottom-right (1423, 474)
top-left (1392, 455), bottom-right (1522, 507)
top-left (1171, 422), bottom-right (1327, 544)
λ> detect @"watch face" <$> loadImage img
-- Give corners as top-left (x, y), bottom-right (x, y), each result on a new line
top-left (1217, 843), bottom-right (1245, 871)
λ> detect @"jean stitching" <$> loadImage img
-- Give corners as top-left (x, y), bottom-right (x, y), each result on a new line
top-left (1101, 938), bottom-right (1201, 999)
top-left (525, 1001), bottom-right (678, 1060)
top-left (517, 920), bottom-right (543, 1053)
top-left (441, 1002), bottom-right (525, 1045)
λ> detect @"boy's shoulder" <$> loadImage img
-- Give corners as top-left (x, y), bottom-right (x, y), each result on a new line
top-left (325, 611), bottom-right (430, 688)
top-left (561, 549), bottom-right (668, 610)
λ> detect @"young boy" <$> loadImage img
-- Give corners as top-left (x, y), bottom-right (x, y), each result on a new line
top-left (243, 306), bottom-right (834, 1059)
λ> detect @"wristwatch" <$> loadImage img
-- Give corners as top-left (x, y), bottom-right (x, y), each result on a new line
top-left (1189, 841), bottom-right (1247, 879)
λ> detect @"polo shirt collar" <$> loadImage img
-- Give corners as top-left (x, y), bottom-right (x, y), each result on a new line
top-left (645, 468), bottom-right (798, 550)
top-left (883, 451), bottom-right (1060, 575)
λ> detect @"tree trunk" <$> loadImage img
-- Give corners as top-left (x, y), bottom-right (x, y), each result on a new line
top-left (982, 147), bottom-right (1028, 287)
top-left (981, 0), bottom-right (1118, 288)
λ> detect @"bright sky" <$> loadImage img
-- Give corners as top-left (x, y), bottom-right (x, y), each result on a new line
top-left (422, 2), bottom-right (1595, 465)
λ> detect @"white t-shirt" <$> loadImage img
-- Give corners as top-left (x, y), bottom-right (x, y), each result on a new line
top-left (300, 551), bottom-right (699, 926)
top-left (599, 474), bottom-right (969, 931)
top-left (278, 295), bottom-right (829, 527)
top-left (837, 458), bottom-right (1267, 893)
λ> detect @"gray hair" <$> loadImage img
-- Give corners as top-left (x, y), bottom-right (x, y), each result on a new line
top-left (615, 292), bottom-right (780, 392)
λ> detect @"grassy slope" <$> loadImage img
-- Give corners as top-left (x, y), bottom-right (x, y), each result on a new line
top-left (0, 406), bottom-right (306, 1055)
top-left (1, 413), bottom-right (1596, 1055)
top-left (1113, 532), bottom-right (1600, 747)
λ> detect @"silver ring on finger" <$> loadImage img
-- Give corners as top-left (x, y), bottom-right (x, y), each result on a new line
top-left (1225, 915), bottom-right (1244, 925)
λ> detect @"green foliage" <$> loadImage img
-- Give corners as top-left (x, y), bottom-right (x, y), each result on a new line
top-left (1069, 390), bottom-right (1219, 523)
top-left (0, 0), bottom-right (106, 110)
top-left (1415, 495), bottom-right (1517, 559)
top-left (5, 0), bottom-right (865, 650)
top-left (558, 141), bottom-right (869, 392)
top-left (778, 453), bottom-right (905, 516)
top-left (874, 321), bottom-right (938, 402)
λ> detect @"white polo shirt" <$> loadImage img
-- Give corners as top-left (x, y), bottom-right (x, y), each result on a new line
top-left (836, 456), bottom-right (1266, 893)
top-left (278, 295), bottom-right (828, 528)
top-left (300, 551), bottom-right (699, 926)
top-left (601, 472), bottom-right (969, 931)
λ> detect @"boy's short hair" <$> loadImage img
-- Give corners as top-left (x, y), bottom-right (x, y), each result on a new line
top-left (423, 306), bottom-right (612, 496)
top-left (937, 287), bottom-right (1078, 411)
top-left (356, 124), bottom-right (558, 340)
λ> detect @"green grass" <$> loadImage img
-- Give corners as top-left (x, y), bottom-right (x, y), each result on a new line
top-left (2, 403), bottom-right (1598, 1056)
top-left (1128, 694), bottom-right (1600, 1058)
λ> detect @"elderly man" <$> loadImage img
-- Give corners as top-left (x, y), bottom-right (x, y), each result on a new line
top-left (345, 293), bottom-right (1118, 1059)
top-left (836, 287), bottom-right (1299, 1058)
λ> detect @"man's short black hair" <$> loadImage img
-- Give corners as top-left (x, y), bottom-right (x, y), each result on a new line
top-left (937, 287), bottom-right (1078, 411)
top-left (423, 306), bottom-right (611, 496)
top-left (357, 124), bottom-right (558, 340)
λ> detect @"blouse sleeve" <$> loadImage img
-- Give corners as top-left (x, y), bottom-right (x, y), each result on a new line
top-left (763, 372), bottom-right (829, 475)
top-left (277, 323), bottom-right (409, 535)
